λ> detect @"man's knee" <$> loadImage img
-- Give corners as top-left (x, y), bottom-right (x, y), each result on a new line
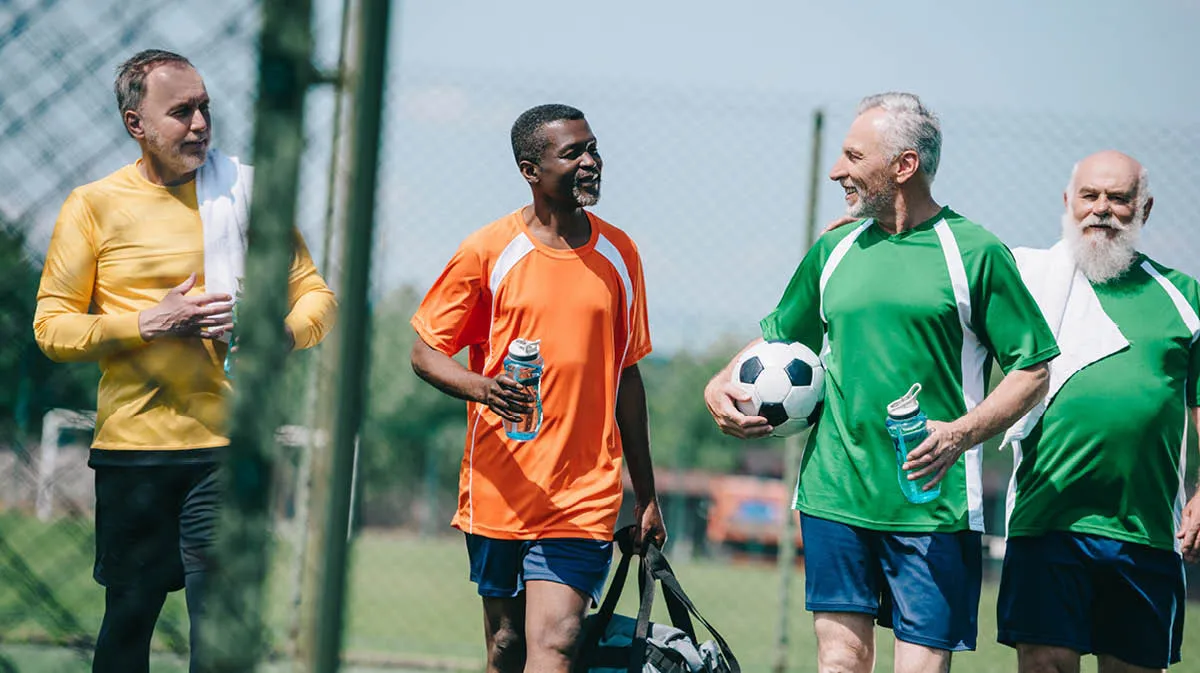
top-left (489, 626), bottom-right (526, 672)
top-left (1016, 643), bottom-right (1081, 673)
top-left (814, 613), bottom-right (875, 673)
top-left (528, 611), bottom-right (584, 659)
top-left (817, 639), bottom-right (874, 673)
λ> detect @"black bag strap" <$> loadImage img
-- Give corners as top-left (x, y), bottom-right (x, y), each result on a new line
top-left (579, 526), bottom-right (741, 673)
top-left (640, 543), bottom-right (742, 673)
top-left (577, 526), bottom-right (638, 664)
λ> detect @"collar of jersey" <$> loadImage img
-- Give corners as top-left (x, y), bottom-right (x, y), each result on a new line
top-left (517, 209), bottom-right (600, 259)
top-left (874, 205), bottom-right (951, 240)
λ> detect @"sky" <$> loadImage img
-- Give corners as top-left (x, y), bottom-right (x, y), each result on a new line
top-left (5, 0), bottom-right (1200, 353)
top-left (378, 1), bottom-right (1200, 351)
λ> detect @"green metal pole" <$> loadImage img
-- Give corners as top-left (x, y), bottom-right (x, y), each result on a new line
top-left (312, 0), bottom-right (391, 670)
top-left (200, 0), bottom-right (314, 669)
top-left (772, 108), bottom-right (824, 673)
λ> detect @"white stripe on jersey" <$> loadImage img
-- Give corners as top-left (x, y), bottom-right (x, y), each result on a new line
top-left (595, 233), bottom-right (635, 398)
top-left (1142, 260), bottom-right (1200, 344)
top-left (1141, 259), bottom-right (1199, 553)
top-left (483, 233), bottom-right (536, 371)
top-left (934, 220), bottom-right (988, 533)
top-left (819, 220), bottom-right (872, 324)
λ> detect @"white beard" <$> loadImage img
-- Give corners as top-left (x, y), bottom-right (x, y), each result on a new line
top-left (1061, 210), bottom-right (1142, 284)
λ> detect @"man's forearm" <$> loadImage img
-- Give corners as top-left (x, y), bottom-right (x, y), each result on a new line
top-left (410, 338), bottom-right (486, 404)
top-left (953, 362), bottom-right (1049, 447)
top-left (616, 364), bottom-right (656, 505)
top-left (33, 310), bottom-right (145, 363)
top-left (285, 283), bottom-right (338, 350)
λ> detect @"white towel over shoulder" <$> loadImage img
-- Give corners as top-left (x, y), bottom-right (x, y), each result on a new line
top-left (197, 149), bottom-right (254, 343)
top-left (1000, 240), bottom-right (1128, 447)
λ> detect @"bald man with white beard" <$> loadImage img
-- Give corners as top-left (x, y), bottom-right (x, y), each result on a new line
top-left (997, 151), bottom-right (1200, 673)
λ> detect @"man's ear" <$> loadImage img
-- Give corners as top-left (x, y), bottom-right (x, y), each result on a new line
top-left (518, 159), bottom-right (539, 185)
top-left (893, 149), bottom-right (921, 185)
top-left (124, 110), bottom-right (144, 139)
top-left (1142, 196), bottom-right (1154, 224)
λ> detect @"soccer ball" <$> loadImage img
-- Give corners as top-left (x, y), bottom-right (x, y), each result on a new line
top-left (731, 341), bottom-right (825, 437)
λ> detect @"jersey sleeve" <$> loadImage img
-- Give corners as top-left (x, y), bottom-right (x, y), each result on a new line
top-left (1188, 331), bottom-right (1200, 408)
top-left (969, 243), bottom-right (1060, 373)
top-left (623, 246), bottom-right (652, 367)
top-left (284, 228), bottom-right (338, 350)
top-left (759, 240), bottom-right (826, 356)
top-left (410, 242), bottom-right (491, 356)
top-left (33, 190), bottom-right (146, 362)
top-left (1180, 276), bottom-right (1200, 408)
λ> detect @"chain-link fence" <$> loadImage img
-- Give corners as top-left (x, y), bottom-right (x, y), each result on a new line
top-left (3, 1), bottom-right (1200, 672)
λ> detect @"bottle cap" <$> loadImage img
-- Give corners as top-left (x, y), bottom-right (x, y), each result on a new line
top-left (886, 383), bottom-right (923, 418)
top-left (508, 338), bottom-right (541, 361)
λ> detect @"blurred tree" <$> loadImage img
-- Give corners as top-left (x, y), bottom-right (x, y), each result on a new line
top-left (359, 286), bottom-right (464, 528)
top-left (641, 341), bottom-right (769, 474)
top-left (0, 222), bottom-right (99, 445)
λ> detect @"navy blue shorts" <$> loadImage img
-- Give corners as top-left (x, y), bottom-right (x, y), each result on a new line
top-left (997, 532), bottom-right (1185, 668)
top-left (800, 513), bottom-right (982, 651)
top-left (465, 534), bottom-right (613, 605)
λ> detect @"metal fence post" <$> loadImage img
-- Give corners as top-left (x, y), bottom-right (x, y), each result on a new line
top-left (772, 108), bottom-right (824, 673)
top-left (310, 0), bottom-right (391, 670)
top-left (199, 0), bottom-right (314, 668)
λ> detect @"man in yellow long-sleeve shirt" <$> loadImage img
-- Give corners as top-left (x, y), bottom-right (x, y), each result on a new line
top-left (33, 49), bottom-right (337, 673)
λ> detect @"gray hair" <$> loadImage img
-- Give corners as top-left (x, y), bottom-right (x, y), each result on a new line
top-left (857, 92), bottom-right (942, 182)
top-left (114, 49), bottom-right (193, 117)
top-left (1065, 161), bottom-right (1152, 211)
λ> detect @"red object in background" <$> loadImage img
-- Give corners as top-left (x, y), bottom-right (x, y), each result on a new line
top-left (705, 475), bottom-right (802, 554)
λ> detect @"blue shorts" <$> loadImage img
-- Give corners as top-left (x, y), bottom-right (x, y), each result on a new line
top-left (800, 513), bottom-right (982, 651)
top-left (465, 534), bottom-right (613, 605)
top-left (997, 532), bottom-right (1185, 668)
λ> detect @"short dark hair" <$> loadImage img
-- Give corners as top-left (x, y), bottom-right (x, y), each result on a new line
top-left (510, 104), bottom-right (586, 165)
top-left (114, 49), bottom-right (193, 116)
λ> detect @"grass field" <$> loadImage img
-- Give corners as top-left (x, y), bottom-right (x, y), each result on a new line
top-left (2, 512), bottom-right (1199, 672)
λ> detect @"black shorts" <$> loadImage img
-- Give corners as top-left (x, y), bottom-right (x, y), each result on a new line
top-left (93, 462), bottom-right (221, 591)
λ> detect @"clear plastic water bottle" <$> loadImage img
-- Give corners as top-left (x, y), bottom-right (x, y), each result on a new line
top-left (885, 383), bottom-right (940, 504)
top-left (223, 279), bottom-right (243, 379)
top-left (502, 338), bottom-right (543, 441)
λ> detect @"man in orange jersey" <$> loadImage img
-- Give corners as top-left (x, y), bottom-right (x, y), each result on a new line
top-left (410, 103), bottom-right (666, 673)
top-left (33, 49), bottom-right (336, 673)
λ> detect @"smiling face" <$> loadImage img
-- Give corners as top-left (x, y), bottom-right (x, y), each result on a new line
top-left (522, 118), bottom-right (602, 208)
top-left (125, 62), bottom-right (211, 180)
top-left (1062, 151), bottom-right (1152, 283)
top-left (1067, 151), bottom-right (1144, 238)
top-left (828, 109), bottom-right (899, 219)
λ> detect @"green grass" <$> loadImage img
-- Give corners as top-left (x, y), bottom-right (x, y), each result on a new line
top-left (2, 512), bottom-right (1200, 672)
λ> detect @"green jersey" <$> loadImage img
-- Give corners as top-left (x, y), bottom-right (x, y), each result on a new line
top-left (1007, 256), bottom-right (1200, 550)
top-left (761, 207), bottom-right (1059, 532)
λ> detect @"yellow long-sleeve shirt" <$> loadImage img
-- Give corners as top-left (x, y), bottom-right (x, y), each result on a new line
top-left (34, 162), bottom-right (337, 458)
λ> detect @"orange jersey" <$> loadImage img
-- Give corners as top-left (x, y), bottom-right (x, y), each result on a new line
top-left (411, 209), bottom-right (651, 540)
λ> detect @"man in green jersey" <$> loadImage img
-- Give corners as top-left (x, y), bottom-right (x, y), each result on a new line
top-left (704, 92), bottom-right (1058, 673)
top-left (997, 150), bottom-right (1200, 672)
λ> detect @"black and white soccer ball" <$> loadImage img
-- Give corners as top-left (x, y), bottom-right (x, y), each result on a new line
top-left (731, 341), bottom-right (825, 437)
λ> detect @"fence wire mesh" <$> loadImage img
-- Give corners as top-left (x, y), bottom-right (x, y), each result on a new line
top-left (2, 1), bottom-right (1199, 672)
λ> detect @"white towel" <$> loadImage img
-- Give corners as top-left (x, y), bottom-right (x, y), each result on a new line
top-left (1000, 240), bottom-right (1128, 447)
top-left (197, 148), bottom-right (254, 343)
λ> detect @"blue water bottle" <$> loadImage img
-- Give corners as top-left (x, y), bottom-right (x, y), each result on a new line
top-left (885, 383), bottom-right (940, 504)
top-left (503, 338), bottom-right (543, 441)
top-left (223, 279), bottom-right (243, 379)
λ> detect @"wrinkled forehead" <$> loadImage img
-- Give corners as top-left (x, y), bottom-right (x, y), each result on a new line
top-left (143, 63), bottom-right (208, 107)
top-left (539, 118), bottom-right (595, 151)
top-left (843, 109), bottom-right (886, 153)
top-left (1073, 158), bottom-right (1141, 195)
